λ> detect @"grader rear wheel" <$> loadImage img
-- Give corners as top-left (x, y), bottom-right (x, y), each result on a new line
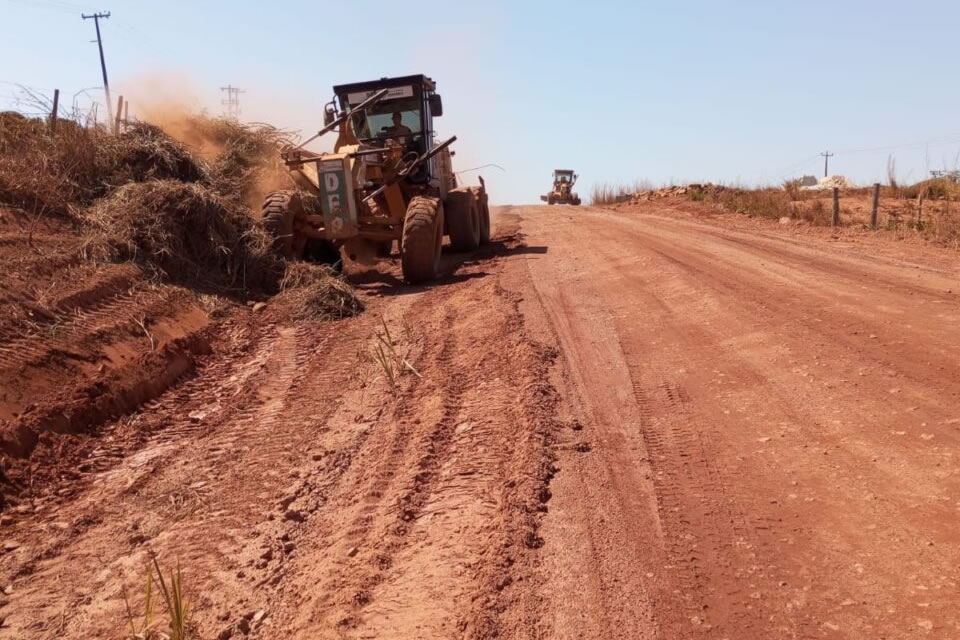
top-left (466, 185), bottom-right (491, 245)
top-left (401, 196), bottom-right (444, 283)
top-left (446, 190), bottom-right (480, 251)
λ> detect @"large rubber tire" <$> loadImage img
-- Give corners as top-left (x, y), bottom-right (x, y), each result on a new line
top-left (261, 190), bottom-right (301, 259)
top-left (471, 186), bottom-right (491, 245)
top-left (262, 190), bottom-right (339, 266)
top-left (446, 190), bottom-right (480, 251)
top-left (401, 196), bottom-right (444, 283)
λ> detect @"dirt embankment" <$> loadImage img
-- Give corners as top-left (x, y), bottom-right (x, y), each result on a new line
top-left (0, 216), bottom-right (568, 640)
top-left (608, 181), bottom-right (960, 251)
top-left (0, 114), bottom-right (360, 507)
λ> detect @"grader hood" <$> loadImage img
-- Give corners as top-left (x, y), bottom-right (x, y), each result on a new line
top-left (281, 148), bottom-right (362, 240)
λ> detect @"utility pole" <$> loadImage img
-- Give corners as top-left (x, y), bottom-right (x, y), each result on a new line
top-left (220, 85), bottom-right (245, 119)
top-left (82, 11), bottom-right (114, 131)
top-left (49, 89), bottom-right (60, 135)
top-left (820, 150), bottom-right (834, 177)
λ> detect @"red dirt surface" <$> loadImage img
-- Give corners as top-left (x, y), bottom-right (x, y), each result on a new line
top-left (0, 207), bottom-right (216, 485)
top-left (1, 203), bottom-right (959, 639)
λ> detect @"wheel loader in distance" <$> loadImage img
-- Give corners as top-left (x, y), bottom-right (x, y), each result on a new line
top-left (540, 169), bottom-right (581, 206)
top-left (261, 74), bottom-right (491, 283)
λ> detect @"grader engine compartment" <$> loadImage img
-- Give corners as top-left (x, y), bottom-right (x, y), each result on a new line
top-left (263, 74), bottom-right (490, 283)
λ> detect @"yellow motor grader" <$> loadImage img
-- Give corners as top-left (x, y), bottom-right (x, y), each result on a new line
top-left (540, 169), bottom-right (581, 205)
top-left (262, 74), bottom-right (490, 283)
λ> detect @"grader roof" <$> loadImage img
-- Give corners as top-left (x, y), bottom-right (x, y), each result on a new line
top-left (333, 74), bottom-right (437, 95)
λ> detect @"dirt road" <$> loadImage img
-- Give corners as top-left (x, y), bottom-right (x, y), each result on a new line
top-left (2, 205), bottom-right (958, 639)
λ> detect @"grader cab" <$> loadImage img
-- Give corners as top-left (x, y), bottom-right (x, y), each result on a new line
top-left (262, 74), bottom-right (490, 283)
top-left (540, 169), bottom-right (581, 205)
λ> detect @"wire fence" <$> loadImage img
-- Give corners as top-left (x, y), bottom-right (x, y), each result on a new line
top-left (1, 82), bottom-right (121, 131)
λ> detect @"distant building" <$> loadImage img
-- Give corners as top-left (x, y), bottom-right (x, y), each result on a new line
top-left (799, 175), bottom-right (818, 187)
top-left (930, 170), bottom-right (960, 182)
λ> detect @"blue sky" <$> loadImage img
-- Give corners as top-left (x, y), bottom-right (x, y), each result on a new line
top-left (3, 0), bottom-right (960, 204)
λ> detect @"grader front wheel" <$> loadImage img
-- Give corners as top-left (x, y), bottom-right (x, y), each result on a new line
top-left (261, 190), bottom-right (303, 259)
top-left (261, 190), bottom-right (339, 266)
top-left (401, 196), bottom-right (444, 283)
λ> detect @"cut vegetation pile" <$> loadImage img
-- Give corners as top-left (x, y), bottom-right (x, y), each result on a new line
top-left (279, 262), bottom-right (365, 320)
top-left (106, 122), bottom-right (207, 186)
top-left (0, 111), bottom-right (101, 216)
top-left (0, 111), bottom-right (355, 297)
top-left (84, 180), bottom-right (280, 290)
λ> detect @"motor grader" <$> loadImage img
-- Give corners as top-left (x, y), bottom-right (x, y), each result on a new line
top-left (262, 74), bottom-right (491, 283)
top-left (540, 169), bottom-right (581, 205)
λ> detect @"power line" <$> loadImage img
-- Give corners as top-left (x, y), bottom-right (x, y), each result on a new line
top-left (773, 153), bottom-right (822, 178)
top-left (834, 133), bottom-right (960, 155)
top-left (5, 0), bottom-right (94, 14)
top-left (81, 10), bottom-right (113, 131)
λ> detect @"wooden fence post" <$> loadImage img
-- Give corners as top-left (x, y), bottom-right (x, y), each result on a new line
top-left (871, 183), bottom-right (880, 229)
top-left (114, 95), bottom-right (124, 133)
top-left (49, 88), bottom-right (60, 135)
top-left (832, 187), bottom-right (840, 226)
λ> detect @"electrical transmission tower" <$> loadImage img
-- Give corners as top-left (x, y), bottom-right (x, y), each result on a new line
top-left (220, 85), bottom-right (245, 119)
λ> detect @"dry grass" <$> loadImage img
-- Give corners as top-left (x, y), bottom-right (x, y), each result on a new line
top-left (105, 122), bottom-right (207, 187)
top-left (279, 263), bottom-right (365, 320)
top-left (708, 187), bottom-right (793, 220)
top-left (590, 180), bottom-right (655, 205)
top-left (82, 180), bottom-right (280, 290)
top-left (0, 111), bottom-right (325, 295)
top-left (0, 111), bottom-right (102, 216)
top-left (0, 111), bottom-right (290, 216)
top-left (900, 177), bottom-right (960, 200)
top-left (927, 207), bottom-right (960, 247)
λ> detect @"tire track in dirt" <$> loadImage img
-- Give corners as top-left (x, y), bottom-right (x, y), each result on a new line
top-left (588, 213), bottom-right (959, 637)
top-left (263, 288), bottom-right (477, 634)
top-left (525, 205), bottom-right (960, 638)
top-left (0, 311), bottom-right (383, 638)
top-left (254, 226), bottom-right (564, 640)
top-left (626, 225), bottom-right (960, 463)
top-left (523, 212), bottom-right (775, 637)
top-left (0, 259), bottom-right (216, 466)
